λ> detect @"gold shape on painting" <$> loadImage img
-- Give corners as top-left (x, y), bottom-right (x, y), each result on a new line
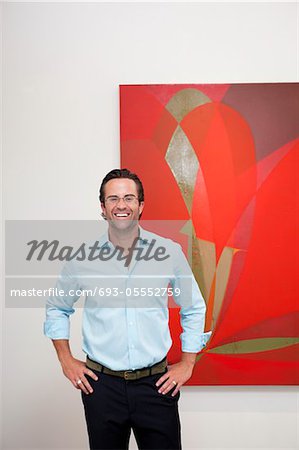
top-left (166, 88), bottom-right (211, 122)
top-left (166, 126), bottom-right (199, 214)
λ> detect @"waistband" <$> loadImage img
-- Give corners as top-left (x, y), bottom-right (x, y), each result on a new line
top-left (86, 356), bottom-right (167, 381)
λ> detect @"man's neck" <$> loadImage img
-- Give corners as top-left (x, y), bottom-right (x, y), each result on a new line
top-left (108, 225), bottom-right (140, 254)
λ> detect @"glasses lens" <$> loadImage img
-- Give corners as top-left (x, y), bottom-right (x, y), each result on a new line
top-left (124, 195), bottom-right (137, 203)
top-left (106, 196), bottom-right (118, 204)
top-left (106, 195), bottom-right (137, 205)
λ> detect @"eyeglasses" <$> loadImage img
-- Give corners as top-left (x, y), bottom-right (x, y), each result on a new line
top-left (105, 195), bottom-right (138, 205)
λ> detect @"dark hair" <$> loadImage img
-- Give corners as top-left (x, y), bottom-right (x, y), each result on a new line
top-left (99, 168), bottom-right (144, 204)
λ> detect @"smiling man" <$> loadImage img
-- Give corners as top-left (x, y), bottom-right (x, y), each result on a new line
top-left (44, 168), bottom-right (211, 450)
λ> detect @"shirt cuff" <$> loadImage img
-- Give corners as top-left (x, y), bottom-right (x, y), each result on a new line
top-left (181, 330), bottom-right (212, 353)
top-left (43, 320), bottom-right (70, 340)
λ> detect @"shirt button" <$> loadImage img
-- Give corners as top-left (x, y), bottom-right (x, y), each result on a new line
top-left (129, 321), bottom-right (133, 326)
top-left (130, 344), bottom-right (135, 349)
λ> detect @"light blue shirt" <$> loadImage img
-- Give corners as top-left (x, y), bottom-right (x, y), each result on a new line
top-left (44, 227), bottom-right (211, 370)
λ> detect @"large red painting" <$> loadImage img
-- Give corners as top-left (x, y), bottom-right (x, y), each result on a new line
top-left (120, 83), bottom-right (299, 385)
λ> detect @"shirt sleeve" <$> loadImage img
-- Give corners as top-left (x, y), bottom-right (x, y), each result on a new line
top-left (43, 261), bottom-right (82, 340)
top-left (170, 243), bottom-right (212, 353)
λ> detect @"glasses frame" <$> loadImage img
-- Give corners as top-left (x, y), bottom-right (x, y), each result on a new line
top-left (104, 194), bottom-right (139, 206)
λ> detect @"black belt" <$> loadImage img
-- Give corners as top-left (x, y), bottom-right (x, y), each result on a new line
top-left (86, 356), bottom-right (167, 381)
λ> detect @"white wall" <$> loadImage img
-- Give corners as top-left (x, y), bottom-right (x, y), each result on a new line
top-left (2, 2), bottom-right (298, 449)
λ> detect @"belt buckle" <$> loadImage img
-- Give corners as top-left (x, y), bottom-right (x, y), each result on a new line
top-left (124, 370), bottom-right (137, 381)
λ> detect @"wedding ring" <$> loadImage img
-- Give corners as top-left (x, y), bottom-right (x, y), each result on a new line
top-left (77, 379), bottom-right (82, 385)
top-left (172, 380), bottom-right (177, 385)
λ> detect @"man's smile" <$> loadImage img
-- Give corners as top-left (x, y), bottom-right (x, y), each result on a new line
top-left (113, 211), bottom-right (131, 219)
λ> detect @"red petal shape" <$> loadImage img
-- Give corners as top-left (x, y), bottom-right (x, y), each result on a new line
top-left (182, 102), bottom-right (256, 259)
top-left (212, 145), bottom-right (298, 348)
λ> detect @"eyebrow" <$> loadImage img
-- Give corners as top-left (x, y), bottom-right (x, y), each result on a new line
top-left (106, 194), bottom-right (137, 198)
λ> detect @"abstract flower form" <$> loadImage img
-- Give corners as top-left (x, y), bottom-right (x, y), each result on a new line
top-left (120, 83), bottom-right (299, 384)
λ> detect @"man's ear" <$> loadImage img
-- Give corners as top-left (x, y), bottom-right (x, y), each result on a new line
top-left (101, 202), bottom-right (107, 219)
top-left (139, 201), bottom-right (144, 217)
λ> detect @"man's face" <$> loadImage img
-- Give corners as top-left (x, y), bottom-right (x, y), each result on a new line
top-left (101, 178), bottom-right (144, 231)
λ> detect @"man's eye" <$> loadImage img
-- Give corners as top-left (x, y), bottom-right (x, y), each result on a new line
top-left (125, 196), bottom-right (135, 202)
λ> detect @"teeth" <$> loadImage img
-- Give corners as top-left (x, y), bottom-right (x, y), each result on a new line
top-left (115, 213), bottom-right (129, 217)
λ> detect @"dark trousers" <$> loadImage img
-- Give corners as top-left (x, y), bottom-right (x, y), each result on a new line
top-left (81, 369), bottom-right (181, 450)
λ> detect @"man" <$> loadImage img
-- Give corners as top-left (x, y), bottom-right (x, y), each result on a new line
top-left (44, 168), bottom-right (211, 450)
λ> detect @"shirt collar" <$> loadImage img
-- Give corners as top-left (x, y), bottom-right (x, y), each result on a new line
top-left (98, 226), bottom-right (150, 249)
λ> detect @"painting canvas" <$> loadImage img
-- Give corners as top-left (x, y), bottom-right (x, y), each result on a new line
top-left (120, 83), bottom-right (298, 385)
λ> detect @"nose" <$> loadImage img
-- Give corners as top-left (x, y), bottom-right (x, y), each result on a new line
top-left (116, 198), bottom-right (127, 207)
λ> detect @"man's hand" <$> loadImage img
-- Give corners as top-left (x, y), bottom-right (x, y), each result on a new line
top-left (155, 360), bottom-right (194, 397)
top-left (61, 357), bottom-right (98, 395)
top-left (52, 339), bottom-right (98, 395)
